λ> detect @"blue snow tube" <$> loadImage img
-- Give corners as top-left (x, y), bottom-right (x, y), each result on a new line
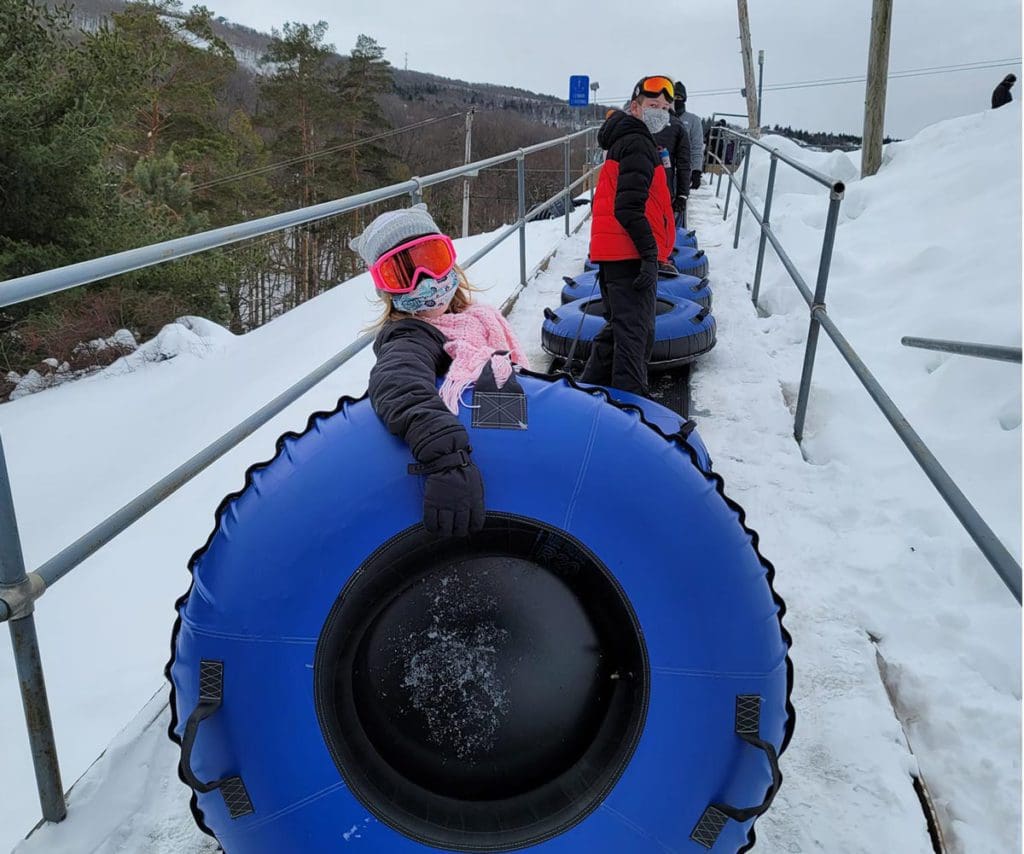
top-left (578, 384), bottom-right (713, 473)
top-left (542, 294), bottom-right (716, 368)
top-left (676, 226), bottom-right (699, 249)
top-left (671, 246), bottom-right (709, 279)
top-left (167, 373), bottom-right (792, 854)
top-left (560, 271), bottom-right (713, 312)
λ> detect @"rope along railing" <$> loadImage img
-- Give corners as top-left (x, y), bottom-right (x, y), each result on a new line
top-left (0, 125), bottom-right (600, 827)
top-left (705, 126), bottom-right (1021, 605)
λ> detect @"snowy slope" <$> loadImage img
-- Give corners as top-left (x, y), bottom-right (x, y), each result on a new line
top-left (4, 106), bottom-right (1021, 853)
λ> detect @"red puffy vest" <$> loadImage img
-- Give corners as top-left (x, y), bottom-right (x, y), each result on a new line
top-left (589, 160), bottom-right (675, 262)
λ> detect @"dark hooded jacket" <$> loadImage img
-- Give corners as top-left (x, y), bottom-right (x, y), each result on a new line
top-left (992, 75), bottom-right (1015, 109)
top-left (589, 110), bottom-right (675, 263)
top-left (653, 113), bottom-right (692, 201)
top-left (368, 318), bottom-right (468, 465)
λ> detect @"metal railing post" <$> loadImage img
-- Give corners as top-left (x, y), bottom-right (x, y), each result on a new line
top-left (517, 151), bottom-right (527, 287)
top-left (794, 190), bottom-right (845, 442)
top-left (723, 160), bottom-right (734, 220)
top-left (0, 435), bottom-right (66, 824)
top-left (733, 142), bottom-right (752, 248)
top-left (409, 177), bottom-right (423, 206)
top-left (751, 154), bottom-right (778, 306)
top-left (564, 138), bottom-right (572, 236)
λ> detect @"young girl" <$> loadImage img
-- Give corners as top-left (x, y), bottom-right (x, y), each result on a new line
top-left (352, 204), bottom-right (529, 538)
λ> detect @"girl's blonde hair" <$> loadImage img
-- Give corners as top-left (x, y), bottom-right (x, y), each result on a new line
top-left (370, 264), bottom-right (476, 329)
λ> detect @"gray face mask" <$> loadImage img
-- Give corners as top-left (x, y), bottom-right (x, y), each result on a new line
top-left (641, 107), bottom-right (670, 135)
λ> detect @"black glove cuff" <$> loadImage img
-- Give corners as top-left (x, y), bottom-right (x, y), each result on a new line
top-left (408, 448), bottom-right (471, 476)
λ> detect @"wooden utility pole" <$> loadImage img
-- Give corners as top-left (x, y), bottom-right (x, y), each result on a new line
top-left (461, 109), bottom-right (474, 238)
top-left (736, 0), bottom-right (760, 136)
top-left (861, 0), bottom-right (893, 177)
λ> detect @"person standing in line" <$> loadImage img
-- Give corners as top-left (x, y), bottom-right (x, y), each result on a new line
top-left (992, 74), bottom-right (1016, 109)
top-left (673, 81), bottom-right (705, 190)
top-left (654, 105), bottom-right (691, 228)
top-left (579, 76), bottom-right (676, 397)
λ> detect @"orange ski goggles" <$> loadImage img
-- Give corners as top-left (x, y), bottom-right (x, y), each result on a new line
top-left (370, 234), bottom-right (457, 294)
top-left (633, 76), bottom-right (675, 101)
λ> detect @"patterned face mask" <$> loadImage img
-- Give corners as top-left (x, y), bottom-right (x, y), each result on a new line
top-left (641, 107), bottom-right (670, 135)
top-left (391, 269), bottom-right (459, 314)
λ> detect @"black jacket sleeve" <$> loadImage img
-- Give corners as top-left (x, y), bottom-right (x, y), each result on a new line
top-left (672, 120), bottom-right (691, 199)
top-left (368, 318), bottom-right (470, 464)
top-left (613, 136), bottom-right (659, 262)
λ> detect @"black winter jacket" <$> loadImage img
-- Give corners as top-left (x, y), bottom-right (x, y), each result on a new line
top-left (590, 110), bottom-right (674, 263)
top-left (367, 318), bottom-right (470, 464)
top-left (653, 114), bottom-right (692, 202)
top-left (992, 78), bottom-right (1014, 109)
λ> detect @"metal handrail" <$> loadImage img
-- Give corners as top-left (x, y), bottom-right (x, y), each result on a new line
top-left (0, 129), bottom-right (595, 308)
top-left (0, 123), bottom-right (600, 828)
top-left (707, 127), bottom-right (1021, 604)
top-left (901, 337), bottom-right (1022, 363)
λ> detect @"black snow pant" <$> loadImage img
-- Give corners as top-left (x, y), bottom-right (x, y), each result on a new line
top-left (578, 259), bottom-right (656, 396)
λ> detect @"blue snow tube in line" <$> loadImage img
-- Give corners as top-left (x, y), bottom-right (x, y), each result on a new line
top-left (167, 372), bottom-right (791, 854)
top-left (676, 226), bottom-right (699, 249)
top-left (560, 271), bottom-right (712, 312)
top-left (671, 246), bottom-right (709, 279)
top-left (542, 294), bottom-right (716, 368)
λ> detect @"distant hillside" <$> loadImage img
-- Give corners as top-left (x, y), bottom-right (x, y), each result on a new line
top-left (58, 0), bottom-right (594, 126)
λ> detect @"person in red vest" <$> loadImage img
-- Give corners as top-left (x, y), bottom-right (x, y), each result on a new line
top-left (580, 76), bottom-right (676, 396)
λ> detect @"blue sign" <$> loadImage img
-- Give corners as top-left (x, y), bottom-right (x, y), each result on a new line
top-left (568, 75), bottom-right (590, 106)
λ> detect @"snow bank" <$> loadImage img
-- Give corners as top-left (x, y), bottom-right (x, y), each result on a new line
top-left (712, 105), bottom-right (1021, 852)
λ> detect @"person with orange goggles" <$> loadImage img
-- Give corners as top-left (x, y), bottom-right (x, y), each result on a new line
top-left (579, 76), bottom-right (677, 397)
top-left (351, 204), bottom-right (529, 539)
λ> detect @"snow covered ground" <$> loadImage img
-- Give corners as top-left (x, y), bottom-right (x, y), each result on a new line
top-left (3, 106), bottom-right (1020, 853)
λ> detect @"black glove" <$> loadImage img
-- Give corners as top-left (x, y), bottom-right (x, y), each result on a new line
top-left (690, 170), bottom-right (702, 190)
top-left (633, 260), bottom-right (658, 292)
top-left (411, 450), bottom-right (485, 537)
top-left (672, 195), bottom-right (687, 213)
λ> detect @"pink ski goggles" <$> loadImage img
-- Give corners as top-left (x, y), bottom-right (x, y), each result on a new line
top-left (370, 234), bottom-right (458, 294)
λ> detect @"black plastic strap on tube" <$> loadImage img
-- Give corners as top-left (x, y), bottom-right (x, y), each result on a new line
top-left (179, 660), bottom-right (255, 820)
top-left (690, 695), bottom-right (782, 849)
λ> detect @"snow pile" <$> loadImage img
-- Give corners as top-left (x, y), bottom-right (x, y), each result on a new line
top-left (699, 105), bottom-right (1021, 852)
top-left (6, 318), bottom-right (235, 402)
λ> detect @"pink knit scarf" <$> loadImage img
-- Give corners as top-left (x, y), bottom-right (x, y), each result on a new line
top-left (424, 303), bottom-right (531, 413)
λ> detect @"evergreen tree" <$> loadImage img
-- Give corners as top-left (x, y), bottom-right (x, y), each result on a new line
top-left (337, 34), bottom-right (396, 188)
top-left (258, 21), bottom-right (349, 303)
top-left (0, 0), bottom-right (114, 279)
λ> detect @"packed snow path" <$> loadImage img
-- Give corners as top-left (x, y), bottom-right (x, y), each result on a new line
top-left (7, 110), bottom-right (1021, 853)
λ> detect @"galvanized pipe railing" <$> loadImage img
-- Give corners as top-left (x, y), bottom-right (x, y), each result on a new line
top-left (0, 123), bottom-right (599, 826)
top-left (0, 129), bottom-right (595, 310)
top-left (708, 126), bottom-right (1021, 604)
top-left (901, 337), bottom-right (1022, 363)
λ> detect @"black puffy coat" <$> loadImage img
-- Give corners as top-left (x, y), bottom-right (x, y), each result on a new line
top-left (653, 114), bottom-right (692, 202)
top-left (590, 110), bottom-right (675, 263)
top-left (367, 318), bottom-right (470, 464)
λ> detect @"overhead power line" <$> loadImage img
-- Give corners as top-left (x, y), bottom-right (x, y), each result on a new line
top-left (599, 57), bottom-right (1023, 104)
top-left (192, 111), bottom-right (465, 191)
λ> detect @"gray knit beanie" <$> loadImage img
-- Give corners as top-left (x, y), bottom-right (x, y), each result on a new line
top-left (349, 203), bottom-right (442, 266)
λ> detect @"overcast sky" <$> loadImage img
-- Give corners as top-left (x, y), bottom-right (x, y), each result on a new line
top-left (209, 0), bottom-right (1022, 138)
